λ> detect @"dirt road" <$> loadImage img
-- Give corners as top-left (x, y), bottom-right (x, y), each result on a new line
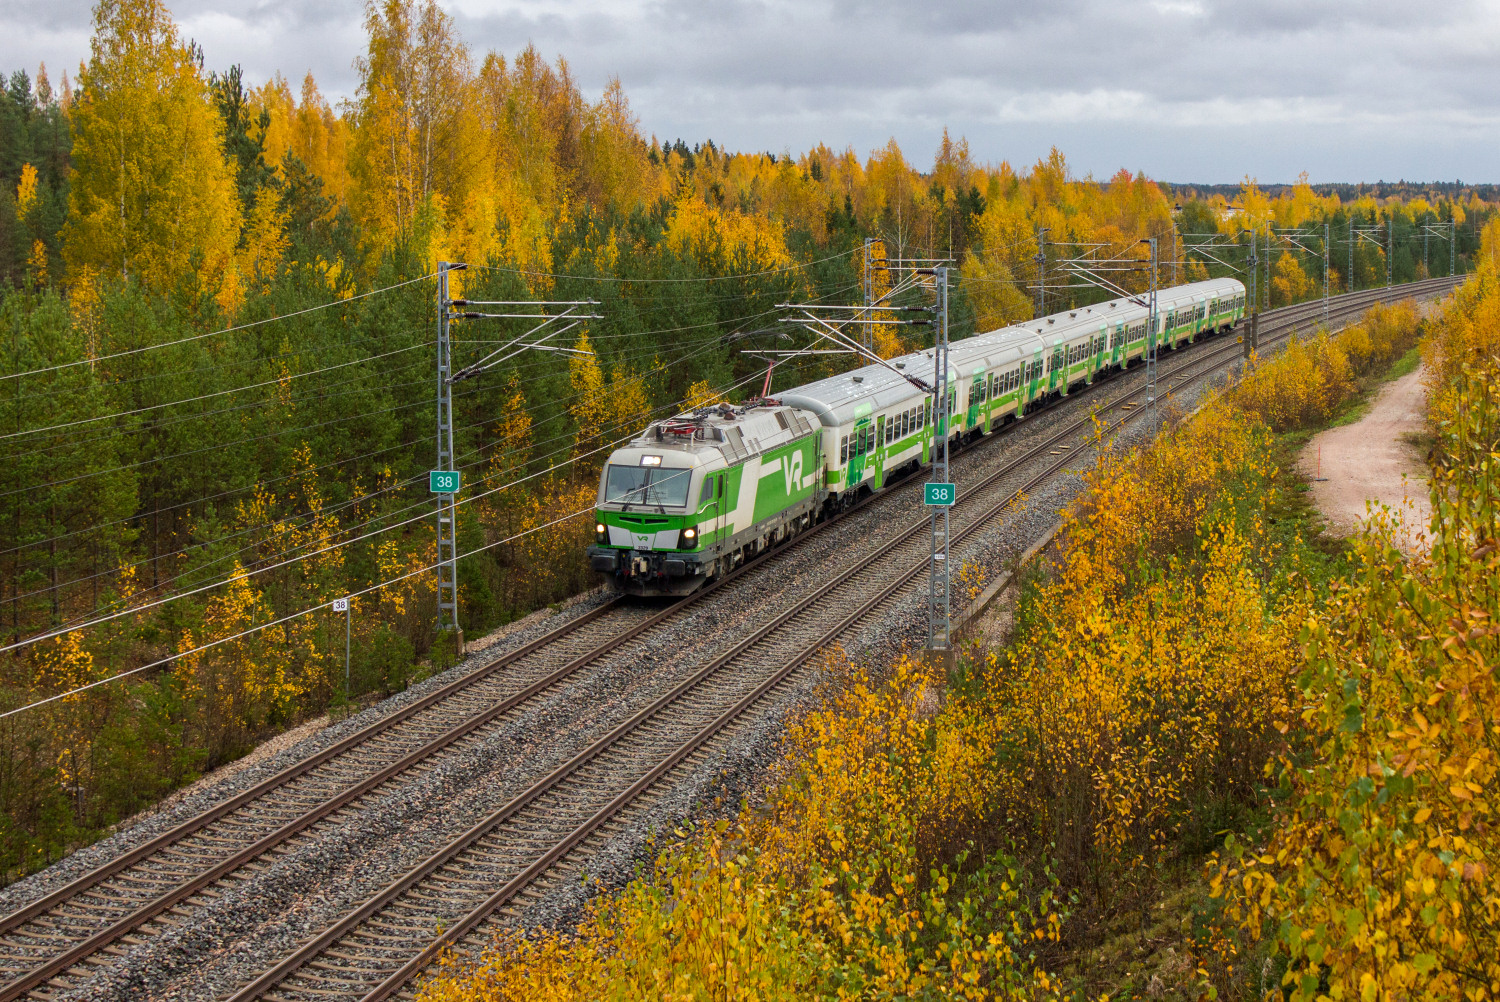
top-left (1299, 366), bottom-right (1432, 551)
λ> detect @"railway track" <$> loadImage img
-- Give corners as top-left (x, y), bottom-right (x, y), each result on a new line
top-left (216, 277), bottom-right (1461, 1002)
top-left (0, 276), bottom-right (1459, 1002)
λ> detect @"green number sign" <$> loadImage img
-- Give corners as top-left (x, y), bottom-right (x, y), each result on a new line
top-left (430, 470), bottom-right (461, 493)
top-left (924, 482), bottom-right (955, 506)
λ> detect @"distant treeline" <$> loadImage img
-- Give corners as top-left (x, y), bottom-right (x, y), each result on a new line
top-left (1167, 179), bottom-right (1500, 203)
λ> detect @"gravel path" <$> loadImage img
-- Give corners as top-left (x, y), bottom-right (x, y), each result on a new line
top-left (1299, 365), bottom-right (1432, 551)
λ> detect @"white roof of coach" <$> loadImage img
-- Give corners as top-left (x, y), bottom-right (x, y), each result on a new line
top-left (774, 278), bottom-right (1247, 427)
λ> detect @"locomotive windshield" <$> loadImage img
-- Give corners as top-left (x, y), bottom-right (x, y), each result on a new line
top-left (604, 465), bottom-right (693, 507)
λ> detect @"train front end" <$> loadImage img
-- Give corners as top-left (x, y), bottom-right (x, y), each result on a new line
top-left (587, 426), bottom-right (718, 597)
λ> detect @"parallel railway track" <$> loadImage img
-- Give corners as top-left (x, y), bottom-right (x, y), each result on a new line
top-left (0, 276), bottom-right (1459, 1002)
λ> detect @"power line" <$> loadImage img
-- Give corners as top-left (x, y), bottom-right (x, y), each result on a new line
top-left (0, 292), bottom-right (819, 558)
top-left (2, 272), bottom-right (437, 383)
top-left (0, 363), bottom-right (779, 719)
top-left (7, 344), bottom-right (746, 622)
top-left (1, 342), bottom-right (433, 443)
top-left (471, 248), bottom-right (851, 285)
top-left (0, 497), bottom-right (597, 721)
top-left (0, 389), bottom-right (446, 501)
top-left (1, 278), bottom-right (861, 641)
top-left (6, 317), bottom-right (440, 410)
top-left (0, 364), bottom-right (770, 659)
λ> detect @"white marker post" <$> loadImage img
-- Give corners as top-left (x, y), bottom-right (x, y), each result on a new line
top-left (333, 597), bottom-right (351, 699)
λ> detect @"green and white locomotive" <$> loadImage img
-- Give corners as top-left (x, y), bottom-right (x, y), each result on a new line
top-left (587, 402), bottom-right (823, 595)
top-left (587, 277), bottom-right (1245, 596)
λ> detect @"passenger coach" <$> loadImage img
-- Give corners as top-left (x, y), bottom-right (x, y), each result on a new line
top-left (587, 277), bottom-right (1245, 595)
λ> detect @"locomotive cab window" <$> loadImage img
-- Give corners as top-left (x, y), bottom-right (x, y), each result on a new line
top-left (699, 478), bottom-right (715, 504)
top-left (605, 465), bottom-right (693, 507)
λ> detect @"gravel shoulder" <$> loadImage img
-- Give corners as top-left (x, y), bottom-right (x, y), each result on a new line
top-left (1298, 365), bottom-right (1432, 551)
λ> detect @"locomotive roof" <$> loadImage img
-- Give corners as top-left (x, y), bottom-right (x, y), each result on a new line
top-left (608, 402), bottom-right (816, 469)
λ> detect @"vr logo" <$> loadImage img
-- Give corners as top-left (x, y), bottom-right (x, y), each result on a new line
top-left (782, 451), bottom-right (803, 495)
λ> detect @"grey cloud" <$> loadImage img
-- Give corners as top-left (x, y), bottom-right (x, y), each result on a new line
top-left (0, 0), bottom-right (1495, 182)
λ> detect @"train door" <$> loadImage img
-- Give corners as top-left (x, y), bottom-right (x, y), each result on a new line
top-left (940, 387), bottom-right (954, 438)
top-left (967, 373), bottom-right (983, 430)
top-left (1048, 342), bottom-right (1064, 394)
top-left (1094, 324), bottom-right (1107, 380)
top-left (1114, 322), bottom-right (1125, 367)
top-left (1023, 349), bottom-right (1043, 413)
top-left (873, 415), bottom-right (885, 488)
top-left (700, 472), bottom-right (723, 550)
top-left (847, 417), bottom-right (871, 489)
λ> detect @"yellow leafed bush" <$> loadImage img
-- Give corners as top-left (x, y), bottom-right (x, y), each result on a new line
top-left (1213, 243), bottom-right (1500, 1002)
top-left (417, 651), bottom-right (1068, 1001)
top-left (1229, 300), bottom-right (1421, 432)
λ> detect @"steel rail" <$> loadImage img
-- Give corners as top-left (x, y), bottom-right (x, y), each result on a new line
top-left (0, 482), bottom-right (908, 1001)
top-left (0, 403), bottom-right (947, 1001)
top-left (2, 275), bottom-right (1459, 1001)
top-left (227, 275), bottom-right (1443, 1001)
top-left (0, 596), bottom-right (623, 938)
top-left (344, 275), bottom-right (1462, 1000)
top-left (227, 362), bottom-right (1140, 1002)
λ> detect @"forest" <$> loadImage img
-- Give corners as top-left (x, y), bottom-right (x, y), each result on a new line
top-left (0, 0), bottom-right (1492, 882)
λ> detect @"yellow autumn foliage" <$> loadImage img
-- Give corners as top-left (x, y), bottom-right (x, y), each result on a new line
top-left (64, 0), bottom-right (242, 293)
top-left (1230, 299), bottom-right (1422, 432)
top-left (1212, 223), bottom-right (1500, 1002)
top-left (15, 163), bottom-right (38, 216)
top-left (417, 651), bottom-right (1068, 1002)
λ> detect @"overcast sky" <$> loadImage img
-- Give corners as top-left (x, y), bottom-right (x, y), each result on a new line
top-left (5, 0), bottom-right (1498, 184)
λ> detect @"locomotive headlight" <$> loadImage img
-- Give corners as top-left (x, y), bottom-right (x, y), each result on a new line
top-left (595, 522), bottom-right (607, 543)
top-left (678, 526), bottom-right (698, 549)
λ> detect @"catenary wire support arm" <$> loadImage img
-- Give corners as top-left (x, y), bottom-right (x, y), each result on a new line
top-left (1179, 234), bottom-right (1247, 276)
top-left (1419, 221), bottom-right (1456, 276)
top-left (775, 304), bottom-right (935, 392)
top-left (433, 267), bottom-right (603, 645)
top-left (1351, 223), bottom-right (1387, 292)
top-left (448, 302), bottom-right (603, 383)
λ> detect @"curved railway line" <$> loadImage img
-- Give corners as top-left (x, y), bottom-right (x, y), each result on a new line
top-left (0, 276), bottom-right (1460, 1002)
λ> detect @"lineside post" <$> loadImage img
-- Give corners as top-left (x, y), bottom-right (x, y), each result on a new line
top-left (1145, 238), bottom-right (1159, 429)
top-left (1033, 227), bottom-right (1047, 319)
top-left (925, 266), bottom-right (952, 668)
top-left (1349, 218), bottom-right (1355, 293)
top-left (1323, 222), bottom-right (1330, 325)
top-left (862, 238), bottom-right (875, 349)
top-left (436, 261), bottom-right (463, 654)
top-left (1245, 232), bottom-right (1258, 358)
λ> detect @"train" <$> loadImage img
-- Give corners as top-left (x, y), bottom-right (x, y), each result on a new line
top-left (587, 277), bottom-right (1246, 596)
